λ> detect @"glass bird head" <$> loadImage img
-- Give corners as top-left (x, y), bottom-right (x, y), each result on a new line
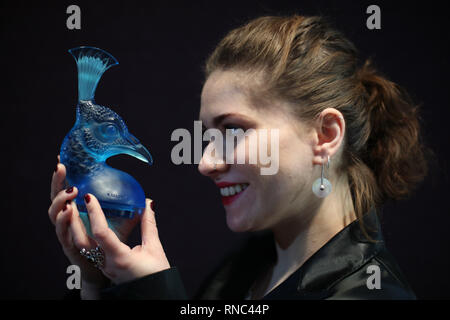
top-left (60, 46), bottom-right (152, 222)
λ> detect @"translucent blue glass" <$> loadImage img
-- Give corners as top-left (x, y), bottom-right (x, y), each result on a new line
top-left (60, 47), bottom-right (152, 232)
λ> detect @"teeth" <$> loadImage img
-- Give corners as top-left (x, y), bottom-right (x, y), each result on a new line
top-left (221, 187), bottom-right (229, 197)
top-left (220, 184), bottom-right (249, 197)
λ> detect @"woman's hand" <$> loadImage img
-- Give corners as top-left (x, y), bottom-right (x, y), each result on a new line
top-left (49, 157), bottom-right (170, 296)
top-left (80, 194), bottom-right (171, 284)
top-left (49, 160), bottom-right (109, 294)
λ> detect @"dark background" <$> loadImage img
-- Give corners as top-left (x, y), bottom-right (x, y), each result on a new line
top-left (1, 0), bottom-right (449, 299)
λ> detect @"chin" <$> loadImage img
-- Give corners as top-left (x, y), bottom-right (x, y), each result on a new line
top-left (225, 209), bottom-right (254, 232)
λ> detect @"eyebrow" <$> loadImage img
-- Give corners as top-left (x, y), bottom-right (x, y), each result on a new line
top-left (213, 113), bottom-right (234, 127)
top-left (201, 113), bottom-right (250, 128)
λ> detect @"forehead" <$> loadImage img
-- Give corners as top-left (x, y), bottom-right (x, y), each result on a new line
top-left (200, 70), bottom-right (255, 122)
top-left (199, 70), bottom-right (299, 130)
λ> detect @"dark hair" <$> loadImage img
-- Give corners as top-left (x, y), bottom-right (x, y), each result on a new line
top-left (205, 15), bottom-right (429, 238)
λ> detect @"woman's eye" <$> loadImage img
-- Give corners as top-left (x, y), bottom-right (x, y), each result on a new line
top-left (224, 124), bottom-right (243, 133)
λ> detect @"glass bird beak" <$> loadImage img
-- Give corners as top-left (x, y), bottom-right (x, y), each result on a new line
top-left (122, 133), bottom-right (153, 165)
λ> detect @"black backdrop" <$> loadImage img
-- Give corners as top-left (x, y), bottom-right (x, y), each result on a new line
top-left (1, 0), bottom-right (449, 299)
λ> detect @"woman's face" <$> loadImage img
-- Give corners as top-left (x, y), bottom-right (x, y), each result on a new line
top-left (199, 70), bottom-right (319, 233)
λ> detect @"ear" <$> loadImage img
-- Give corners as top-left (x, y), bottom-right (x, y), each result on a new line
top-left (312, 108), bottom-right (345, 165)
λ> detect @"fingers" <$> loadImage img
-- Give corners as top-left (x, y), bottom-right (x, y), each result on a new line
top-left (70, 202), bottom-right (97, 250)
top-left (51, 156), bottom-right (67, 201)
top-left (55, 203), bottom-right (73, 250)
top-left (141, 199), bottom-right (160, 249)
top-left (84, 193), bottom-right (128, 255)
top-left (48, 186), bottom-right (78, 225)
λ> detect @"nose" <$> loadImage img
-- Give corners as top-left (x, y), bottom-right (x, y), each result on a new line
top-left (198, 141), bottom-right (228, 177)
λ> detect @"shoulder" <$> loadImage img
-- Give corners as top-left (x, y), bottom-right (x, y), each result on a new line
top-left (195, 231), bottom-right (276, 299)
top-left (327, 247), bottom-right (416, 300)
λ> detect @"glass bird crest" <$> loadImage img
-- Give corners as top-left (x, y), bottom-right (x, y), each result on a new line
top-left (60, 46), bottom-right (152, 231)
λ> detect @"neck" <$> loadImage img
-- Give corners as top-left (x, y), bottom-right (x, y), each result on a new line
top-left (254, 175), bottom-right (357, 298)
top-left (272, 174), bottom-right (356, 263)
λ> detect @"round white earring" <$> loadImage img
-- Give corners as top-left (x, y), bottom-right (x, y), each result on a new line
top-left (312, 155), bottom-right (332, 198)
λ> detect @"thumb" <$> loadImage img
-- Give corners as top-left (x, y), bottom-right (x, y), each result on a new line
top-left (141, 198), bottom-right (160, 248)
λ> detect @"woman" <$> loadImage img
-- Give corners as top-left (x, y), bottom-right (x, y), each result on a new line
top-left (48, 15), bottom-right (428, 299)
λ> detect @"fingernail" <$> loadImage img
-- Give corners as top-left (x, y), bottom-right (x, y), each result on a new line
top-left (150, 201), bottom-right (155, 211)
top-left (84, 194), bottom-right (91, 204)
top-left (66, 186), bottom-right (73, 194)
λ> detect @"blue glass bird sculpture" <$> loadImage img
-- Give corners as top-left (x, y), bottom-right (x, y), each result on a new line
top-left (60, 46), bottom-right (152, 229)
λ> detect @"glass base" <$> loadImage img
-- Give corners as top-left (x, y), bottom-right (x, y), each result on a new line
top-left (76, 203), bottom-right (144, 219)
top-left (75, 202), bottom-right (144, 238)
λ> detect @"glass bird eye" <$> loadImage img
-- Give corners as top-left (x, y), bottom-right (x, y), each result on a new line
top-left (96, 123), bottom-right (119, 142)
top-left (104, 124), bottom-right (117, 136)
top-left (105, 124), bottom-right (117, 136)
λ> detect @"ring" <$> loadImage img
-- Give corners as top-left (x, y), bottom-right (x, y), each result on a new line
top-left (80, 246), bottom-right (105, 269)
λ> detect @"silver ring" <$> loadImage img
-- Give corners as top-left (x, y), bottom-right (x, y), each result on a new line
top-left (80, 246), bottom-right (104, 269)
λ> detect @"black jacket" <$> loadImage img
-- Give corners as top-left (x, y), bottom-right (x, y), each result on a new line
top-left (99, 208), bottom-right (416, 300)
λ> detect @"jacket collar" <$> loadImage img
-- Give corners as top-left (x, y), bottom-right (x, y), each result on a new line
top-left (263, 208), bottom-right (385, 299)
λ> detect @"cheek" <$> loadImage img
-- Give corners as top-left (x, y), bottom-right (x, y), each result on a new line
top-left (227, 130), bottom-right (314, 230)
top-left (239, 173), bottom-right (294, 231)
top-left (231, 131), bottom-right (258, 165)
top-left (278, 129), bottom-right (313, 178)
top-left (256, 137), bottom-right (313, 221)
top-left (224, 163), bottom-right (270, 232)
top-left (232, 130), bottom-right (279, 171)
top-left (278, 138), bottom-right (314, 195)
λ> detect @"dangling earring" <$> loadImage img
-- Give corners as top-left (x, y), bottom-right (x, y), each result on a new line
top-left (312, 155), bottom-right (332, 198)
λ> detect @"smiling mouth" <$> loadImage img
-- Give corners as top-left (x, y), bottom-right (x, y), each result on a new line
top-left (218, 183), bottom-right (249, 205)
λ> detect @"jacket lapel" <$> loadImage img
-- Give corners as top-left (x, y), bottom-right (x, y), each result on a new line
top-left (264, 208), bottom-right (384, 300)
top-left (196, 208), bottom-right (384, 300)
